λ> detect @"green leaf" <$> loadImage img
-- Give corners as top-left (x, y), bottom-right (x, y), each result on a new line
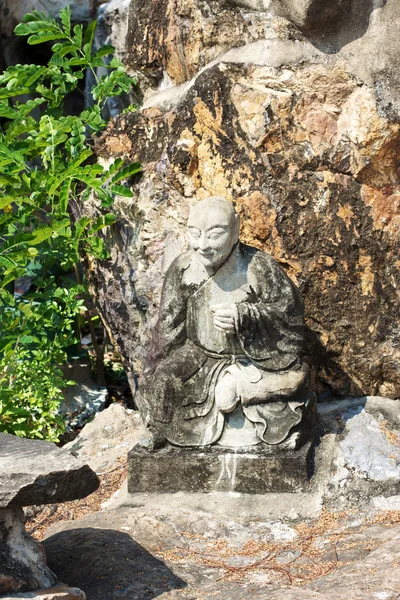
top-left (110, 162), bottom-right (142, 184)
top-left (93, 44), bottom-right (115, 60)
top-left (25, 66), bottom-right (46, 87)
top-left (89, 214), bottom-right (116, 233)
top-left (0, 102), bottom-right (18, 119)
top-left (68, 58), bottom-right (88, 66)
top-left (0, 196), bottom-right (15, 209)
top-left (15, 21), bottom-right (59, 36)
top-left (27, 33), bottom-right (63, 45)
top-left (84, 19), bottom-right (97, 47)
top-left (83, 43), bottom-right (92, 61)
top-left (60, 6), bottom-right (71, 36)
top-left (110, 185), bottom-right (133, 198)
top-left (59, 178), bottom-right (71, 213)
top-left (109, 57), bottom-right (123, 69)
top-left (52, 44), bottom-right (77, 58)
top-left (20, 335), bottom-right (34, 344)
top-left (73, 23), bottom-right (83, 49)
top-left (22, 10), bottom-right (55, 24)
top-left (29, 227), bottom-right (53, 245)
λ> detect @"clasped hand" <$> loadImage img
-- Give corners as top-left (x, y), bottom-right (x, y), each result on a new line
top-left (210, 303), bottom-right (237, 334)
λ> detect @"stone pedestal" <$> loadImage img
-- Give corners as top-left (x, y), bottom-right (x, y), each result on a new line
top-left (128, 439), bottom-right (315, 494)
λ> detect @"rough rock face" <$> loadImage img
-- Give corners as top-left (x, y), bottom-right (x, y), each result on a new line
top-left (1, 585), bottom-right (86, 600)
top-left (90, 56), bottom-right (400, 399)
top-left (126, 0), bottom-right (273, 88)
top-left (0, 508), bottom-right (57, 595)
top-left (319, 397), bottom-right (400, 505)
top-left (79, 0), bottom-right (400, 400)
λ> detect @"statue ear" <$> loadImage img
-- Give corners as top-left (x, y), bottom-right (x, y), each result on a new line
top-left (234, 214), bottom-right (240, 241)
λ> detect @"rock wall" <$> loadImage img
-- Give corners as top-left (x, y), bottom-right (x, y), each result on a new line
top-left (83, 0), bottom-right (400, 399)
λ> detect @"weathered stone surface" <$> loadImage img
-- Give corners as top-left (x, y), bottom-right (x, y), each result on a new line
top-left (272, 0), bottom-right (374, 41)
top-left (0, 433), bottom-right (100, 509)
top-left (125, 0), bottom-right (289, 89)
top-left (95, 0), bottom-right (131, 61)
top-left (64, 402), bottom-right (148, 474)
top-left (124, 0), bottom-right (400, 117)
top-left (319, 396), bottom-right (400, 506)
top-left (89, 54), bottom-right (400, 398)
top-left (128, 439), bottom-right (314, 494)
top-left (60, 378), bottom-right (108, 432)
top-left (0, 507), bottom-right (57, 595)
top-left (42, 504), bottom-right (400, 599)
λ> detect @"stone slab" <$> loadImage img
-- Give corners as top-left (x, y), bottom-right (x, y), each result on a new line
top-left (128, 441), bottom-right (314, 494)
top-left (0, 583), bottom-right (86, 599)
top-left (0, 433), bottom-right (100, 508)
top-left (106, 482), bottom-right (323, 520)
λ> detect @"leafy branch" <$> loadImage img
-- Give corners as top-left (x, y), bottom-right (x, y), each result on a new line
top-left (0, 8), bottom-right (140, 440)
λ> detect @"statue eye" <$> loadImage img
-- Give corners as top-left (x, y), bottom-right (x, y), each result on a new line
top-left (208, 229), bottom-right (225, 240)
top-left (189, 229), bottom-right (200, 239)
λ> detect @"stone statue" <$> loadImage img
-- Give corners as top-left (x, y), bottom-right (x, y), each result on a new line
top-left (141, 197), bottom-right (315, 449)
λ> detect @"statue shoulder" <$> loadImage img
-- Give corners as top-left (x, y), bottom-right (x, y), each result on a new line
top-left (165, 250), bottom-right (193, 278)
top-left (239, 243), bottom-right (282, 273)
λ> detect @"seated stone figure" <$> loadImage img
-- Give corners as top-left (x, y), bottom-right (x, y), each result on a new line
top-left (141, 197), bottom-right (314, 448)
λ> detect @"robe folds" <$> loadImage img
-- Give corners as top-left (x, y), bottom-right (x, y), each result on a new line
top-left (141, 242), bottom-right (309, 447)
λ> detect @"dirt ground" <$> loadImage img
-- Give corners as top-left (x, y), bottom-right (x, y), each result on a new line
top-left (26, 484), bottom-right (400, 600)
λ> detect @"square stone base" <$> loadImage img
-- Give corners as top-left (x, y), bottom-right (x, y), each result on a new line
top-left (128, 441), bottom-right (314, 494)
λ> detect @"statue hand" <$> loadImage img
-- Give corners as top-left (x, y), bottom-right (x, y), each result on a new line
top-left (210, 303), bottom-right (237, 334)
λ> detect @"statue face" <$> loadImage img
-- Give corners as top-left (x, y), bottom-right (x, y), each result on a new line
top-left (187, 198), bottom-right (239, 272)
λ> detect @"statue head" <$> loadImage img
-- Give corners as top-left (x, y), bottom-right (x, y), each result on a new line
top-left (187, 197), bottom-right (240, 273)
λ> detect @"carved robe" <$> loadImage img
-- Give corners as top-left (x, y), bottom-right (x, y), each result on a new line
top-left (141, 243), bottom-right (309, 447)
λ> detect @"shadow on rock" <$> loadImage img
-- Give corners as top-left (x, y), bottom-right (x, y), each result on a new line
top-left (305, 325), bottom-right (365, 398)
top-left (306, 0), bottom-right (387, 53)
top-left (44, 528), bottom-right (187, 600)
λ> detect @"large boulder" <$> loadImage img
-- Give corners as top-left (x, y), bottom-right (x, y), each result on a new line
top-left (124, 0), bottom-right (400, 117)
top-left (88, 44), bottom-right (400, 398)
top-left (125, 0), bottom-right (280, 89)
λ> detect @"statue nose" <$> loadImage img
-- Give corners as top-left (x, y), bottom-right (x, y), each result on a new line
top-left (198, 233), bottom-right (210, 250)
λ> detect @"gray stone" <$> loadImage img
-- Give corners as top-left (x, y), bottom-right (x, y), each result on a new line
top-left (0, 433), bottom-right (100, 600)
top-left (0, 434), bottom-right (99, 595)
top-left (319, 396), bottom-right (400, 506)
top-left (41, 503), bottom-right (400, 600)
top-left (64, 404), bottom-right (148, 474)
top-left (339, 410), bottom-right (400, 481)
top-left (128, 438), bottom-right (314, 494)
top-left (106, 482), bottom-right (323, 519)
top-left (141, 197), bottom-right (315, 451)
top-left (0, 507), bottom-right (57, 595)
top-left (0, 433), bottom-right (100, 509)
top-left (272, 0), bottom-right (355, 35)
